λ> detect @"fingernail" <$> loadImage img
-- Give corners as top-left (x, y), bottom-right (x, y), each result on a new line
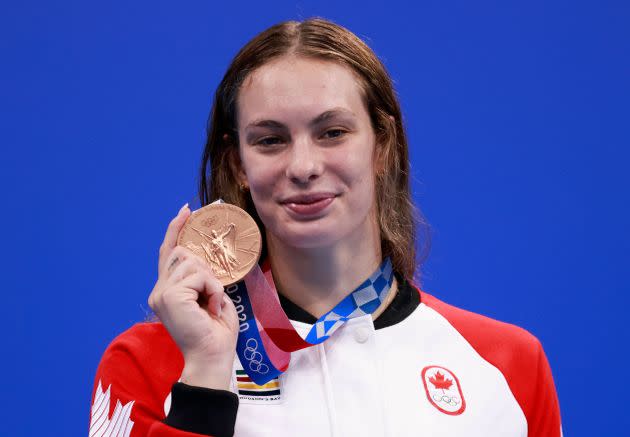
top-left (178, 203), bottom-right (189, 215)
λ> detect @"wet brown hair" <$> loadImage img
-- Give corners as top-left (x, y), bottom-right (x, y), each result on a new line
top-left (198, 17), bottom-right (431, 284)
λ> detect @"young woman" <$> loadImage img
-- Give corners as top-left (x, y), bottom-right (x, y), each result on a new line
top-left (90, 18), bottom-right (562, 437)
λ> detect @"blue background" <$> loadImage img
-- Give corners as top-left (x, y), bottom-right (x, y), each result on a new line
top-left (2, 1), bottom-right (628, 435)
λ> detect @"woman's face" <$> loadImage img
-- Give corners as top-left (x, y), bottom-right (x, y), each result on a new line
top-left (235, 56), bottom-right (380, 250)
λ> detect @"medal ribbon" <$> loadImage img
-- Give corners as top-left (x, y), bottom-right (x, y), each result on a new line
top-left (227, 257), bottom-right (394, 385)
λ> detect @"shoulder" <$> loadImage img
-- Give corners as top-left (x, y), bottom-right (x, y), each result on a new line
top-left (90, 322), bottom-right (186, 432)
top-left (419, 289), bottom-right (543, 362)
top-left (415, 287), bottom-right (562, 435)
top-left (102, 322), bottom-right (180, 357)
top-left (97, 321), bottom-right (184, 384)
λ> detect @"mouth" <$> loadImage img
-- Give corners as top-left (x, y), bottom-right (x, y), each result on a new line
top-left (281, 192), bottom-right (337, 204)
top-left (280, 193), bottom-right (337, 217)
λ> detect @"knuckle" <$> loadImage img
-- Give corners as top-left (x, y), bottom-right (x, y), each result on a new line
top-left (204, 271), bottom-right (222, 291)
top-left (190, 269), bottom-right (204, 281)
top-left (165, 251), bottom-right (186, 273)
top-left (158, 289), bottom-right (172, 305)
top-left (191, 255), bottom-right (206, 268)
top-left (171, 245), bottom-right (187, 259)
top-left (149, 291), bottom-right (165, 310)
top-left (176, 257), bottom-right (194, 272)
top-left (168, 273), bottom-right (180, 283)
top-left (195, 256), bottom-right (213, 272)
top-left (161, 288), bottom-right (183, 306)
top-left (199, 267), bottom-right (213, 280)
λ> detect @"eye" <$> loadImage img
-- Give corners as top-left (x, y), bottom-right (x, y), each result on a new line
top-left (255, 136), bottom-right (283, 147)
top-left (322, 129), bottom-right (347, 140)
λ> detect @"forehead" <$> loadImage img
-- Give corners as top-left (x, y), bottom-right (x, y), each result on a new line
top-left (237, 56), bottom-right (366, 127)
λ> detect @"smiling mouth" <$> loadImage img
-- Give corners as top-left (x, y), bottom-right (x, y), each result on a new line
top-left (281, 194), bottom-right (337, 216)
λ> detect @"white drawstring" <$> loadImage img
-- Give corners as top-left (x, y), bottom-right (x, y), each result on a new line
top-left (318, 343), bottom-right (339, 437)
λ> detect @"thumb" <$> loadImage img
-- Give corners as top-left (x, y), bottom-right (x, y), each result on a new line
top-left (219, 293), bottom-right (240, 333)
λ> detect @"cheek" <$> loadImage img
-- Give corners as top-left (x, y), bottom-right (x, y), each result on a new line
top-left (241, 159), bottom-right (284, 227)
top-left (240, 151), bottom-right (277, 195)
top-left (336, 149), bottom-right (377, 196)
top-left (350, 172), bottom-right (377, 211)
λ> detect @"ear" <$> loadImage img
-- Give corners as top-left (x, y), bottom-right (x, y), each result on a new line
top-left (225, 134), bottom-right (249, 189)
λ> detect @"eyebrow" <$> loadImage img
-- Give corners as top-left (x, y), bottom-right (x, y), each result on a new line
top-left (244, 108), bottom-right (356, 132)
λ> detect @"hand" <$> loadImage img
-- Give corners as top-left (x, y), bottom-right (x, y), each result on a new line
top-left (148, 203), bottom-right (239, 390)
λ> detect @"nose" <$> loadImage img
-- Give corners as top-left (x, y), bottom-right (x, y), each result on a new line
top-left (285, 136), bottom-right (323, 185)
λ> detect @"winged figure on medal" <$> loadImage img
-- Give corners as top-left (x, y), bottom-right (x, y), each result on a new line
top-left (184, 223), bottom-right (240, 280)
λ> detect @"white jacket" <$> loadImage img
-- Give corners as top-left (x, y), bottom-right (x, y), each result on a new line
top-left (90, 283), bottom-right (562, 437)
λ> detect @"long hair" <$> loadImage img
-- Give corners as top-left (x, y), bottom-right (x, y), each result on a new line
top-left (198, 17), bottom-right (431, 283)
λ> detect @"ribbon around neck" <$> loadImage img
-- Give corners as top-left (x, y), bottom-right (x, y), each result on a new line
top-left (225, 257), bottom-right (395, 385)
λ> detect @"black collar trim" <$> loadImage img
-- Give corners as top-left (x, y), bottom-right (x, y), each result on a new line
top-left (277, 274), bottom-right (421, 330)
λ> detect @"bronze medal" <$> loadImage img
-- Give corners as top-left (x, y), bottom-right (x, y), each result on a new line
top-left (177, 202), bottom-right (262, 286)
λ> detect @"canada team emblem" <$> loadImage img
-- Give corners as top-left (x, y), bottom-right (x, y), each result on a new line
top-left (421, 365), bottom-right (466, 415)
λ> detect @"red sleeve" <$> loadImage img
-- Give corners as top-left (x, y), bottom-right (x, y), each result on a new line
top-left (419, 289), bottom-right (562, 437)
top-left (89, 322), bottom-right (232, 437)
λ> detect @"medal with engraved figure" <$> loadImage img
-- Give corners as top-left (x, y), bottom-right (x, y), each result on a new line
top-left (177, 203), bottom-right (262, 286)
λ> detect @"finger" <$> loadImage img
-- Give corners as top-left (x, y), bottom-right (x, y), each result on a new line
top-left (180, 269), bottom-right (224, 296)
top-left (158, 203), bottom-right (191, 270)
top-left (207, 288), bottom-right (225, 318)
top-left (218, 293), bottom-right (239, 332)
top-left (160, 240), bottom-right (197, 280)
top-left (180, 270), bottom-right (224, 314)
top-left (163, 245), bottom-right (194, 275)
top-left (156, 270), bottom-right (208, 307)
top-left (166, 257), bottom-right (199, 283)
top-left (165, 253), bottom-right (184, 275)
top-left (171, 244), bottom-right (222, 280)
top-left (151, 248), bottom-right (197, 309)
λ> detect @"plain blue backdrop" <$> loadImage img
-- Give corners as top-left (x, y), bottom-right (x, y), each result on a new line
top-left (2, 1), bottom-right (628, 435)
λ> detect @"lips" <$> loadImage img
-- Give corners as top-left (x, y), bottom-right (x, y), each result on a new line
top-left (280, 193), bottom-right (337, 217)
top-left (281, 193), bottom-right (337, 204)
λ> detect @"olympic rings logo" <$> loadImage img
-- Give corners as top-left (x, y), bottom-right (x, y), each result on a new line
top-left (243, 338), bottom-right (269, 374)
top-left (432, 393), bottom-right (461, 406)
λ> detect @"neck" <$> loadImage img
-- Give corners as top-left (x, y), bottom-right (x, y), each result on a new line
top-left (266, 213), bottom-right (384, 319)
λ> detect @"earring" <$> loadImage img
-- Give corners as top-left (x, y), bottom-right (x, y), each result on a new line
top-left (239, 182), bottom-right (249, 191)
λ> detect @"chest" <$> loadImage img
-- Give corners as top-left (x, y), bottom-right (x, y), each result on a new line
top-left (231, 308), bottom-right (527, 437)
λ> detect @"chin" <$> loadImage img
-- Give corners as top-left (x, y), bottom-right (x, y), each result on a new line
top-left (270, 219), bottom-right (347, 249)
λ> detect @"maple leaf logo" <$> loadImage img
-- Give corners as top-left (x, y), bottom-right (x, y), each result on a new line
top-left (429, 371), bottom-right (453, 390)
top-left (89, 380), bottom-right (135, 437)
